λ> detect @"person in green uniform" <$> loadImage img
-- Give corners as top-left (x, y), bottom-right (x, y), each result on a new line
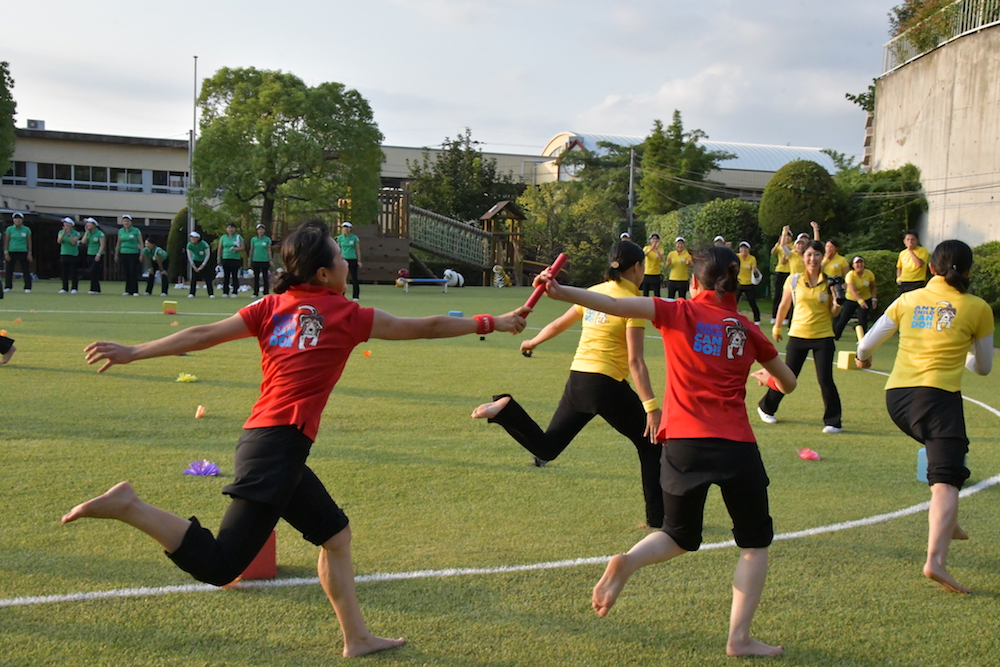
top-left (336, 221), bottom-right (362, 301)
top-left (115, 215), bottom-right (143, 296)
top-left (217, 223), bottom-right (244, 298)
top-left (57, 217), bottom-right (82, 293)
top-left (186, 231), bottom-right (214, 298)
top-left (4, 211), bottom-right (33, 293)
top-left (250, 223), bottom-right (273, 297)
top-left (81, 218), bottom-right (107, 294)
top-left (142, 238), bottom-right (170, 296)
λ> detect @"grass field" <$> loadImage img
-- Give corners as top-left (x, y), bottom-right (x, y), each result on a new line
top-left (1, 280), bottom-right (998, 666)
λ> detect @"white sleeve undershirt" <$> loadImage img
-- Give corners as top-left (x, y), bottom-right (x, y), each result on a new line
top-left (856, 313), bottom-right (898, 361)
top-left (967, 334), bottom-right (994, 375)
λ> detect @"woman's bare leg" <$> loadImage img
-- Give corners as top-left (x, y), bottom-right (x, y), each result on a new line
top-left (317, 527), bottom-right (405, 658)
top-left (0, 344), bottom-right (15, 365)
top-left (471, 395), bottom-right (511, 419)
top-left (61, 482), bottom-right (190, 553)
top-left (925, 483), bottom-right (970, 593)
top-left (592, 531), bottom-right (686, 617)
top-left (726, 548), bottom-right (783, 657)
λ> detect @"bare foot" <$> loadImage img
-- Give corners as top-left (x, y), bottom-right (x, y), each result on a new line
top-left (61, 482), bottom-right (139, 524)
top-left (0, 344), bottom-right (14, 365)
top-left (593, 554), bottom-right (631, 617)
top-left (471, 395), bottom-right (511, 419)
top-left (343, 635), bottom-right (405, 658)
top-left (923, 563), bottom-right (971, 594)
top-left (952, 525), bottom-right (969, 540)
top-left (726, 637), bottom-right (784, 657)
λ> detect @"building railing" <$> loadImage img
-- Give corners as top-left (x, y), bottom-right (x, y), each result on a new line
top-left (883, 0), bottom-right (1000, 73)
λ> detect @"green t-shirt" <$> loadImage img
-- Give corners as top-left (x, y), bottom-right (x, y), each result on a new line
top-left (142, 246), bottom-right (168, 266)
top-left (250, 235), bottom-right (271, 263)
top-left (337, 233), bottom-right (360, 260)
top-left (5, 224), bottom-right (31, 253)
top-left (220, 233), bottom-right (244, 260)
top-left (83, 228), bottom-right (106, 256)
top-left (187, 240), bottom-right (210, 264)
top-left (118, 226), bottom-right (142, 254)
top-left (59, 228), bottom-right (81, 256)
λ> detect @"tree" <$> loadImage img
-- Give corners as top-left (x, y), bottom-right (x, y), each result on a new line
top-left (407, 128), bottom-right (525, 222)
top-left (758, 160), bottom-right (840, 237)
top-left (0, 62), bottom-right (16, 179)
top-left (636, 112), bottom-right (734, 217)
top-left (690, 199), bottom-right (762, 249)
top-left (190, 67), bottom-right (383, 236)
top-left (835, 163), bottom-right (927, 253)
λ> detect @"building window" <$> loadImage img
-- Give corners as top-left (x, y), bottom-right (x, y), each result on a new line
top-left (2, 161), bottom-right (27, 186)
top-left (109, 168), bottom-right (143, 192)
top-left (151, 170), bottom-right (188, 194)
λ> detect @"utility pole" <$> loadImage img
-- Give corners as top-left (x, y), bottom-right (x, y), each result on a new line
top-left (187, 56), bottom-right (198, 286)
top-left (627, 147), bottom-right (635, 238)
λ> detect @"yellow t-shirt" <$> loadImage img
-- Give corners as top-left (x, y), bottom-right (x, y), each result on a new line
top-left (570, 278), bottom-right (645, 382)
top-left (737, 254), bottom-right (758, 286)
top-left (897, 246), bottom-right (930, 283)
top-left (773, 243), bottom-right (791, 274)
top-left (822, 253), bottom-right (848, 278)
top-left (846, 269), bottom-right (875, 302)
top-left (643, 245), bottom-right (664, 276)
top-left (666, 250), bottom-right (692, 282)
top-left (787, 251), bottom-right (805, 276)
top-left (786, 273), bottom-right (834, 339)
top-left (884, 276), bottom-right (994, 392)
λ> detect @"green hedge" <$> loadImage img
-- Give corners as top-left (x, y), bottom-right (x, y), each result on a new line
top-left (971, 241), bottom-right (1000, 316)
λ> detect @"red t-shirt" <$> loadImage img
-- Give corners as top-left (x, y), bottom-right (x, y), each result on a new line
top-left (653, 291), bottom-right (778, 443)
top-left (239, 284), bottom-right (374, 440)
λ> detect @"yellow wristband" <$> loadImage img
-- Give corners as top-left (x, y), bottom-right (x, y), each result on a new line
top-left (772, 325), bottom-right (782, 338)
top-left (642, 399), bottom-right (660, 413)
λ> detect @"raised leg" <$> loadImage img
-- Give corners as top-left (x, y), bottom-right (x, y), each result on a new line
top-left (592, 530), bottom-right (686, 617)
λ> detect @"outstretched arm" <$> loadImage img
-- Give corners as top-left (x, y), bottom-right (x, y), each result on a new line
top-left (370, 307), bottom-right (528, 341)
top-left (85, 314), bottom-right (253, 373)
top-left (856, 312), bottom-right (899, 366)
top-left (521, 306), bottom-right (581, 355)
top-left (537, 276), bottom-right (656, 321)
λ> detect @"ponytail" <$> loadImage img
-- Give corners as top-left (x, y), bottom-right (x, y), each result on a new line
top-left (274, 219), bottom-right (336, 294)
top-left (692, 246), bottom-right (739, 297)
top-left (931, 240), bottom-right (973, 293)
top-left (605, 240), bottom-right (644, 282)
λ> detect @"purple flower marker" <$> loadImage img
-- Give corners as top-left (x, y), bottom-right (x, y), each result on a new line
top-left (184, 459), bottom-right (221, 476)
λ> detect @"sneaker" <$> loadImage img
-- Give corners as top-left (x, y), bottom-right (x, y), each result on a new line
top-left (133, 293), bottom-right (140, 297)
top-left (23, 289), bottom-right (30, 293)
top-left (209, 295), bottom-right (216, 299)
top-left (532, 456), bottom-right (548, 468)
top-left (782, 319), bottom-right (790, 326)
top-left (352, 298), bottom-right (360, 302)
top-left (143, 292), bottom-right (152, 296)
top-left (123, 292), bottom-right (131, 296)
top-left (230, 293), bottom-right (238, 298)
top-left (757, 407), bottom-right (778, 424)
top-left (88, 291), bottom-right (98, 295)
top-left (2, 288), bottom-right (9, 292)
top-left (769, 317), bottom-right (776, 324)
top-left (822, 425), bottom-right (844, 434)
top-left (188, 294), bottom-right (195, 298)
top-left (58, 289), bottom-right (67, 294)
top-left (70, 289), bottom-right (78, 294)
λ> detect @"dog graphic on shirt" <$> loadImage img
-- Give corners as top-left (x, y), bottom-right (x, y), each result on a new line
top-left (935, 302), bottom-right (956, 332)
top-left (297, 305), bottom-right (325, 349)
top-left (722, 317), bottom-right (748, 359)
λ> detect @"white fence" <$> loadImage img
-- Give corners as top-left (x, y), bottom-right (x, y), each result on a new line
top-left (883, 0), bottom-right (1000, 73)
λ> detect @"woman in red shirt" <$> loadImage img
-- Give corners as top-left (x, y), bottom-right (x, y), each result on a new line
top-left (62, 220), bottom-right (528, 658)
top-left (536, 245), bottom-right (797, 658)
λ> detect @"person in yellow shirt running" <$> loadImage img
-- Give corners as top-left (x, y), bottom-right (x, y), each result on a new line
top-left (833, 256), bottom-right (877, 339)
top-left (665, 236), bottom-right (693, 299)
top-left (896, 229), bottom-right (930, 293)
top-left (857, 240), bottom-right (993, 594)
top-left (736, 241), bottom-right (761, 324)
top-left (758, 240), bottom-right (843, 433)
top-left (641, 232), bottom-right (665, 297)
top-left (472, 240), bottom-right (664, 529)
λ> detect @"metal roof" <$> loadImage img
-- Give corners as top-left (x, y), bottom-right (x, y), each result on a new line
top-left (543, 132), bottom-right (838, 173)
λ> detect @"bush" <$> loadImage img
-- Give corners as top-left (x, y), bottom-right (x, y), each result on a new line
top-left (691, 199), bottom-right (761, 249)
top-left (970, 241), bottom-right (1000, 316)
top-left (758, 160), bottom-right (840, 237)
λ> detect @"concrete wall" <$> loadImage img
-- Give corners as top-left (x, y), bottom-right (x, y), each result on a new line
top-left (872, 25), bottom-right (1000, 248)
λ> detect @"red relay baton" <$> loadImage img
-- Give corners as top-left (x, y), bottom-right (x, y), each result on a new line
top-left (525, 253), bottom-right (567, 311)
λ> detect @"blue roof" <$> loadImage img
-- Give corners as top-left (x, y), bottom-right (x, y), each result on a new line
top-left (554, 133), bottom-right (837, 173)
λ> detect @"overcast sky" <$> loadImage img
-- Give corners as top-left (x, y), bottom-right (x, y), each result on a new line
top-left (4, 0), bottom-right (894, 159)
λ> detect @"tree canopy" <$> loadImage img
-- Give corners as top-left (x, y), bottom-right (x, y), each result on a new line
top-left (189, 67), bottom-right (384, 236)
top-left (758, 160), bottom-right (840, 237)
top-left (407, 128), bottom-right (525, 222)
top-left (0, 62), bottom-right (16, 179)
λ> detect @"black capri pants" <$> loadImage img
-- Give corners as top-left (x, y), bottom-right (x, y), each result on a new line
top-left (167, 426), bottom-right (349, 586)
top-left (641, 274), bottom-right (662, 298)
top-left (886, 387), bottom-right (970, 489)
top-left (489, 370), bottom-right (664, 528)
top-left (659, 438), bottom-right (773, 552)
top-left (666, 279), bottom-right (688, 299)
top-left (833, 299), bottom-right (874, 339)
top-left (221, 258), bottom-right (242, 295)
top-left (759, 336), bottom-right (841, 428)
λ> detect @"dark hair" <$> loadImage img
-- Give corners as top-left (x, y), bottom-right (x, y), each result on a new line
top-left (274, 219), bottom-right (336, 294)
top-left (692, 246), bottom-right (739, 296)
top-left (605, 240), bottom-right (644, 282)
top-left (931, 240), bottom-right (973, 293)
top-left (904, 229), bottom-right (919, 240)
top-left (826, 238), bottom-right (839, 249)
top-left (803, 240), bottom-right (824, 255)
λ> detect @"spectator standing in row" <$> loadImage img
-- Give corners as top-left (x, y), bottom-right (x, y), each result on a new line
top-left (4, 211), bottom-right (32, 293)
top-left (337, 221), bottom-right (362, 301)
top-left (665, 236), bottom-right (692, 299)
top-left (250, 223), bottom-right (273, 298)
top-left (116, 215), bottom-right (143, 296)
top-left (897, 229), bottom-right (930, 294)
top-left (82, 218), bottom-right (106, 294)
top-left (641, 232), bottom-right (664, 297)
top-left (218, 223), bottom-right (244, 298)
top-left (736, 241), bottom-right (761, 324)
top-left (143, 239), bottom-right (169, 296)
top-left (57, 217), bottom-right (81, 293)
top-left (186, 232), bottom-right (214, 298)
top-left (821, 238), bottom-right (849, 279)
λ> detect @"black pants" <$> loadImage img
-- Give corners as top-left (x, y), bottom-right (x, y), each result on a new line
top-left (772, 272), bottom-right (791, 321)
top-left (898, 280), bottom-right (925, 294)
top-left (122, 254), bottom-right (141, 294)
top-left (642, 274), bottom-right (662, 297)
top-left (489, 371), bottom-right (664, 528)
top-left (167, 427), bottom-right (349, 586)
top-left (87, 255), bottom-right (103, 293)
top-left (886, 387), bottom-right (969, 489)
top-left (146, 259), bottom-right (169, 295)
top-left (666, 280), bottom-right (688, 299)
top-left (60, 255), bottom-right (79, 291)
top-left (252, 261), bottom-right (270, 296)
top-left (759, 336), bottom-right (841, 427)
top-left (737, 284), bottom-right (760, 322)
top-left (221, 258), bottom-right (241, 295)
top-left (190, 266), bottom-right (214, 296)
top-left (5, 252), bottom-right (31, 290)
top-left (833, 299), bottom-right (874, 339)
top-left (346, 258), bottom-right (360, 300)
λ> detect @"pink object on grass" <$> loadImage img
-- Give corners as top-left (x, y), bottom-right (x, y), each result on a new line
top-left (798, 448), bottom-right (821, 461)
